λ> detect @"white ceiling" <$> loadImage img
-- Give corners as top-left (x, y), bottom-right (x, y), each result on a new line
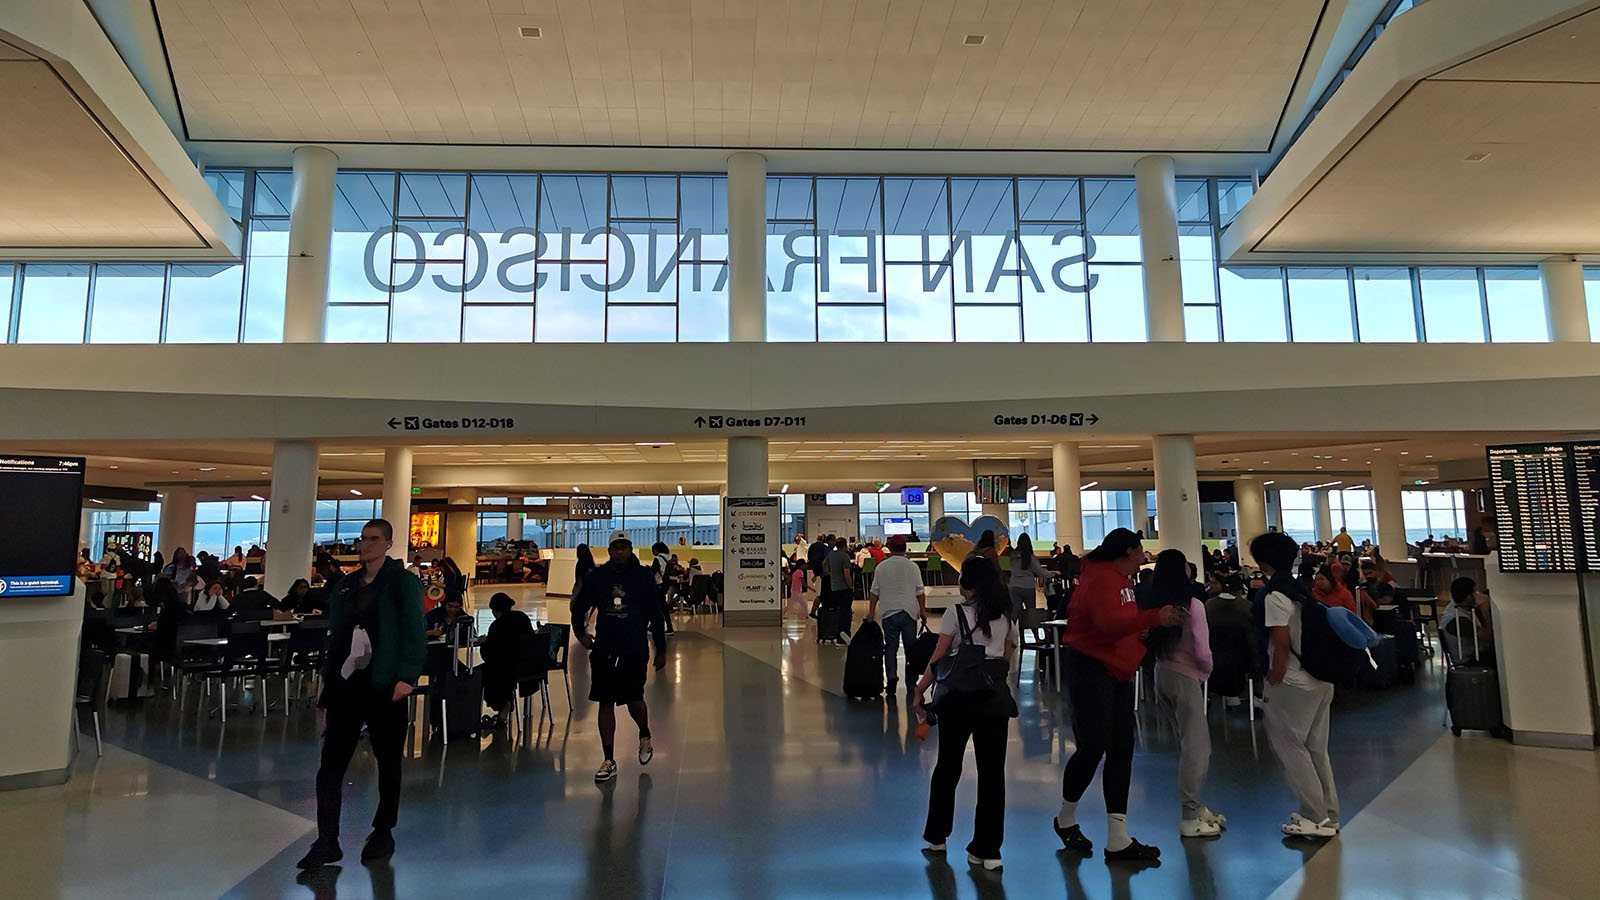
top-left (155, 0), bottom-right (1325, 151)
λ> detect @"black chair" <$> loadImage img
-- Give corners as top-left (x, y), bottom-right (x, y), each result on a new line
top-left (203, 622), bottom-right (269, 722)
top-left (175, 619), bottom-right (225, 707)
top-left (513, 630), bottom-right (553, 737)
top-left (541, 623), bottom-right (573, 711)
top-left (688, 574), bottom-right (714, 613)
top-left (710, 571), bottom-right (725, 609)
top-left (74, 648), bottom-right (109, 758)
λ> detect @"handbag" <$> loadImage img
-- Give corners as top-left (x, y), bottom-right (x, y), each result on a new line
top-left (929, 605), bottom-right (1018, 718)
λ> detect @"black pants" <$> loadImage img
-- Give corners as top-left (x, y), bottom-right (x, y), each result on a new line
top-left (1060, 649), bottom-right (1136, 814)
top-left (659, 584), bottom-right (674, 632)
top-left (923, 710), bottom-right (1009, 858)
top-left (316, 689), bottom-right (408, 841)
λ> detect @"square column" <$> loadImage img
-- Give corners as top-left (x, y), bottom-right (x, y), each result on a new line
top-left (380, 447), bottom-right (413, 560)
top-left (1153, 435), bottom-right (1202, 564)
top-left (1132, 489), bottom-right (1150, 538)
top-left (265, 441), bottom-right (319, 597)
top-left (1052, 442), bottom-right (1084, 554)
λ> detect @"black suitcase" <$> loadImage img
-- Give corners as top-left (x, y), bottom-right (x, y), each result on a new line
top-left (1446, 615), bottom-right (1505, 736)
top-left (843, 620), bottom-right (885, 699)
top-left (1363, 635), bottom-right (1399, 688)
top-left (1390, 625), bottom-right (1420, 682)
top-left (905, 624), bottom-right (938, 682)
top-left (817, 605), bottom-right (851, 643)
top-left (432, 670), bottom-right (484, 740)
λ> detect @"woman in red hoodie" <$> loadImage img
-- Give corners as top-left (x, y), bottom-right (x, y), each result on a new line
top-left (1052, 529), bottom-right (1184, 864)
top-left (1311, 566), bottom-right (1358, 617)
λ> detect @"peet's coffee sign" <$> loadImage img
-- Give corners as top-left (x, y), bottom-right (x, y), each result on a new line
top-left (362, 226), bottom-right (1104, 296)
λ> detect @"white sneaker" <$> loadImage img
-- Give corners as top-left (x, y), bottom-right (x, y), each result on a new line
top-left (638, 736), bottom-right (653, 765)
top-left (1281, 813), bottom-right (1336, 838)
top-left (967, 853), bottom-right (1002, 871)
top-left (1198, 806), bottom-right (1227, 829)
top-left (594, 760), bottom-right (618, 782)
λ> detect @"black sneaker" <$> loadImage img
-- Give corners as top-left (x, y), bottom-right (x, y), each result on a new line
top-left (360, 829), bottom-right (395, 862)
top-left (295, 838), bottom-right (343, 869)
top-left (1104, 838), bottom-right (1162, 864)
top-left (1053, 819), bottom-right (1092, 856)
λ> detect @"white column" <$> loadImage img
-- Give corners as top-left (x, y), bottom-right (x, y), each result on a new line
top-left (1372, 456), bottom-right (1408, 558)
top-left (445, 487), bottom-right (477, 604)
top-left (1234, 477), bottom-right (1269, 569)
top-left (505, 509), bottom-right (523, 542)
top-left (1052, 442), bottom-right (1084, 554)
top-left (726, 436), bottom-right (769, 497)
top-left (283, 145), bottom-right (337, 343)
top-left (264, 441), bottom-right (318, 597)
top-left (1131, 489), bottom-right (1149, 538)
top-left (79, 508), bottom-right (93, 553)
top-left (1313, 489), bottom-right (1335, 544)
top-left (1153, 435), bottom-right (1202, 563)
top-left (157, 487), bottom-right (196, 561)
top-left (380, 447), bottom-right (413, 560)
top-left (1266, 489), bottom-right (1283, 531)
top-left (979, 503), bottom-right (1009, 526)
top-left (727, 152), bottom-right (767, 342)
top-left (927, 489), bottom-right (945, 524)
top-left (1540, 256), bottom-right (1591, 343)
top-left (1134, 155), bottom-right (1185, 342)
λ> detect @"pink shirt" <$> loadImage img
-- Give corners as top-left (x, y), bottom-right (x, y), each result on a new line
top-left (1159, 597), bottom-right (1213, 681)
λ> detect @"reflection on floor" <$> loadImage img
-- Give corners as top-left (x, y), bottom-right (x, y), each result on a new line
top-left (14, 585), bottom-right (1599, 899)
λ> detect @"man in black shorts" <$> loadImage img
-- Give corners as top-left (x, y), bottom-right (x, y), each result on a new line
top-left (571, 531), bottom-right (667, 782)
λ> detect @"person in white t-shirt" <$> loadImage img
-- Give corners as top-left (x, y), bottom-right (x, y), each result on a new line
top-left (868, 534), bottom-right (927, 692)
top-left (1253, 530), bottom-right (1339, 840)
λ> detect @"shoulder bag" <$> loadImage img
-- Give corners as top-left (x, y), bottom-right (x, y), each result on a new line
top-left (929, 605), bottom-right (1018, 718)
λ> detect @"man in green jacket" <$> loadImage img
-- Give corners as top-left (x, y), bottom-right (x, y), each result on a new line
top-left (297, 518), bottom-right (425, 869)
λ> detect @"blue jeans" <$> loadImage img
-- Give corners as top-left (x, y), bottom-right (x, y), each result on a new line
top-left (882, 610), bottom-right (918, 685)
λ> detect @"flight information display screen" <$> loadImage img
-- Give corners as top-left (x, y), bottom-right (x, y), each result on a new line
top-left (0, 455), bottom-right (86, 596)
top-left (1486, 442), bottom-right (1599, 573)
top-left (974, 474), bottom-right (1027, 504)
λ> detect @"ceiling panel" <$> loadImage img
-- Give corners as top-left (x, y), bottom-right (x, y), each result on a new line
top-left (155, 0), bottom-right (1325, 151)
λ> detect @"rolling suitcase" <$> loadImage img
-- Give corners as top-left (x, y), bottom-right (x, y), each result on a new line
top-left (1446, 615), bottom-right (1505, 737)
top-left (433, 670), bottom-right (484, 741)
top-left (1390, 624), bottom-right (1420, 683)
top-left (817, 604), bottom-right (851, 643)
top-left (109, 652), bottom-right (156, 701)
top-left (843, 620), bottom-right (885, 699)
top-left (1362, 635), bottom-right (1399, 688)
top-left (905, 623), bottom-right (938, 682)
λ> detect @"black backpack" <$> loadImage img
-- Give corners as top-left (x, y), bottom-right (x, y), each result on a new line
top-left (1292, 595), bottom-right (1371, 688)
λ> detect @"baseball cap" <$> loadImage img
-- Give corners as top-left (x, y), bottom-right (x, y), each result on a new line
top-left (608, 530), bottom-right (632, 547)
top-left (886, 535), bottom-right (908, 551)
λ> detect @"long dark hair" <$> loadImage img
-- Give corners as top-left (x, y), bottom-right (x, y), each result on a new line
top-left (575, 543), bottom-right (595, 573)
top-left (958, 558), bottom-right (1009, 638)
top-left (1016, 533), bottom-right (1036, 568)
top-left (1143, 549), bottom-right (1194, 659)
top-left (1087, 528), bottom-right (1142, 562)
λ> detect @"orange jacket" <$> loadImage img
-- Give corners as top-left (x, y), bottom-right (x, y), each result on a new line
top-left (1064, 558), bottom-right (1164, 681)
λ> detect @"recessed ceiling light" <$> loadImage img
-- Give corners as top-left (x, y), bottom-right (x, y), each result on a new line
top-left (781, 484), bottom-right (789, 493)
top-left (1463, 152), bottom-right (1491, 162)
top-left (519, 25), bottom-right (542, 38)
top-left (91, 498), bottom-right (103, 504)
top-left (251, 494), bottom-right (265, 501)
top-left (108, 465), bottom-right (118, 469)
top-left (1080, 481), bottom-right (1098, 490)
top-left (572, 486), bottom-right (581, 493)
top-left (350, 489), bottom-right (362, 496)
top-left (963, 33), bottom-right (986, 45)
top-left (1400, 451), bottom-right (1409, 455)
top-left (199, 467), bottom-right (216, 471)
top-left (928, 486), bottom-right (939, 492)
top-left (676, 485), bottom-right (683, 494)
top-left (170, 470), bottom-right (179, 474)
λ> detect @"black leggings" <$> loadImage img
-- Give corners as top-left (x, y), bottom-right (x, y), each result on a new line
top-left (1060, 649), bottom-right (1136, 814)
top-left (923, 710), bottom-right (1008, 857)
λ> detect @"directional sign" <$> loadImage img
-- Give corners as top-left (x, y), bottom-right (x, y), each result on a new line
top-left (992, 411), bottom-right (1100, 427)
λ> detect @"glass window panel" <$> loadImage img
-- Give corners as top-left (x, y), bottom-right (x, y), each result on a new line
top-left (196, 501), bottom-right (230, 522)
top-left (0, 264), bottom-right (11, 338)
top-left (389, 263), bottom-right (463, 342)
top-left (679, 263), bottom-right (729, 342)
top-left (1483, 268), bottom-right (1548, 342)
top-left (950, 178), bottom-right (1013, 235)
top-left (244, 218), bottom-right (289, 342)
top-left (393, 220), bottom-right (469, 263)
top-left (464, 304), bottom-right (533, 342)
top-left (607, 303), bottom-right (677, 342)
top-left (816, 178), bottom-right (882, 304)
top-left (16, 263), bottom-right (89, 343)
top-left (886, 264), bottom-right (952, 341)
top-left (1220, 267), bottom-right (1288, 341)
top-left (1083, 179), bottom-right (1140, 263)
top-left (1216, 179), bottom-right (1254, 226)
top-left (767, 176), bottom-right (815, 220)
top-left (397, 173), bottom-right (467, 218)
top-left (1586, 268), bottom-right (1600, 341)
top-left (205, 170), bottom-right (247, 223)
top-left (1179, 231), bottom-right (1217, 305)
top-left (608, 222), bottom-right (674, 305)
top-left (193, 523), bottom-right (227, 558)
top-left (883, 178), bottom-right (949, 263)
top-left (536, 262), bottom-right (605, 341)
top-left (331, 174), bottom-right (395, 309)
top-left (1088, 264), bottom-right (1147, 342)
top-left (327, 304), bottom-right (388, 342)
top-left (1021, 228), bottom-right (1090, 342)
top-left (609, 175), bottom-right (676, 219)
top-left (315, 500), bottom-right (338, 519)
top-left (1419, 267), bottom-right (1485, 342)
top-left (1287, 268), bottom-right (1354, 342)
top-left (957, 304), bottom-right (1020, 342)
top-left (165, 264), bottom-right (244, 342)
top-left (252, 171), bottom-right (293, 216)
top-left (767, 229), bottom-right (816, 341)
top-left (625, 496), bottom-right (658, 515)
top-left (1184, 305), bottom-right (1219, 342)
top-left (336, 519), bottom-right (368, 542)
top-left (1017, 178), bottom-right (1080, 221)
top-left (1175, 180), bottom-right (1211, 223)
top-left (818, 303), bottom-right (884, 342)
top-left (680, 176), bottom-right (728, 261)
top-left (1352, 267), bottom-right (1417, 342)
top-left (539, 175), bottom-right (609, 254)
top-left (88, 264), bottom-right (164, 343)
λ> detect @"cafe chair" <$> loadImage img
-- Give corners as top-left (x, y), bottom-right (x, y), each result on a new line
top-left (73, 649), bottom-right (109, 758)
top-left (513, 630), bottom-right (553, 740)
top-left (541, 622), bottom-right (573, 712)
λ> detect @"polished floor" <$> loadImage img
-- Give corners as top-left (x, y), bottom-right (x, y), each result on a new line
top-left (8, 583), bottom-right (1598, 899)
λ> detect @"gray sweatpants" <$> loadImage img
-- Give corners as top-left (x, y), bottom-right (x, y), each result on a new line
top-left (1155, 664), bottom-right (1211, 820)
top-left (1263, 679), bottom-right (1339, 824)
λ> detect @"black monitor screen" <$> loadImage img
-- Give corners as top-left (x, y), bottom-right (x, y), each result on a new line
top-left (0, 455), bottom-right (85, 596)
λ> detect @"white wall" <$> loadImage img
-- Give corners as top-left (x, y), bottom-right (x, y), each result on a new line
top-left (804, 495), bottom-right (859, 542)
top-left (0, 583), bottom-right (84, 786)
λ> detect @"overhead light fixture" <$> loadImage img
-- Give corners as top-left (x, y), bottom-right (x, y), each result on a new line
top-left (91, 498), bottom-right (104, 504)
top-left (877, 483), bottom-right (890, 493)
top-left (350, 489), bottom-right (362, 496)
top-left (572, 486), bottom-right (581, 493)
top-left (251, 495), bottom-right (265, 501)
top-left (781, 484), bottom-right (789, 493)
top-left (108, 465), bottom-right (118, 469)
top-left (1027, 485), bottom-right (1038, 492)
top-left (1263, 480), bottom-right (1276, 486)
top-left (676, 485), bottom-right (683, 494)
top-left (199, 467), bottom-right (216, 471)
top-left (928, 486), bottom-right (939, 492)
top-left (519, 25), bottom-right (543, 38)
top-left (1463, 151), bottom-right (1491, 162)
top-left (1080, 481), bottom-right (1098, 490)
top-left (636, 442), bottom-right (674, 446)
top-left (964, 33), bottom-right (985, 45)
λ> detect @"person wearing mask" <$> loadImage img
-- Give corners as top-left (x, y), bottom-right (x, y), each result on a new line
top-left (1143, 550), bottom-right (1224, 838)
top-left (296, 519), bottom-right (425, 869)
top-left (1053, 528), bottom-right (1183, 863)
top-left (1440, 577), bottom-right (1495, 665)
top-left (1311, 566), bottom-right (1358, 617)
top-left (913, 558), bottom-right (1017, 871)
top-left (424, 593), bottom-right (473, 643)
top-left (1252, 530), bottom-right (1341, 840)
top-left (573, 543), bottom-right (597, 601)
top-left (823, 536), bottom-right (856, 645)
top-left (1007, 533), bottom-right (1049, 620)
top-left (193, 581), bottom-right (231, 613)
top-left (571, 532), bottom-right (667, 783)
top-left (868, 534), bottom-right (927, 693)
top-left (650, 542), bottom-right (676, 636)
top-left (476, 592), bottom-right (535, 729)
top-left (231, 576), bottom-right (275, 620)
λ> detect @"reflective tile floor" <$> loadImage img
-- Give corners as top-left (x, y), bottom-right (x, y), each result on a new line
top-left (12, 586), bottom-right (1599, 899)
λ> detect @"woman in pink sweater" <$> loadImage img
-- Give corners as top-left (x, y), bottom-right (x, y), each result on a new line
top-left (1145, 550), bottom-right (1224, 839)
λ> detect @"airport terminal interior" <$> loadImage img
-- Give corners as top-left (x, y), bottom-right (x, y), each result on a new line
top-left (3, 1), bottom-right (1600, 898)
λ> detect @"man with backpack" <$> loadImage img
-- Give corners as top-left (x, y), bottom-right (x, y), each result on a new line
top-left (1250, 530), bottom-right (1341, 840)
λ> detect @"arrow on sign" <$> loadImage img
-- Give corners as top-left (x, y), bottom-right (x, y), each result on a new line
top-left (694, 416), bottom-right (706, 428)
top-left (1086, 413), bottom-right (1099, 425)
top-left (387, 417), bottom-right (401, 430)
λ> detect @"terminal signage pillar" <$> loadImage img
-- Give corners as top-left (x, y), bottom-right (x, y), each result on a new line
top-left (724, 496), bottom-right (781, 626)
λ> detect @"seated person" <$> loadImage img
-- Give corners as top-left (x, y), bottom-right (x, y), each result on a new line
top-left (1357, 561), bottom-right (1396, 625)
top-left (192, 581), bottom-right (231, 613)
top-left (1311, 565), bottom-right (1359, 616)
top-left (1440, 577), bottom-right (1496, 665)
top-left (424, 593), bottom-right (473, 644)
top-left (230, 576), bottom-right (276, 619)
top-left (475, 592), bottom-right (536, 727)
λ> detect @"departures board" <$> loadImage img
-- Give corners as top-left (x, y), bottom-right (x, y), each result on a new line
top-left (1486, 442), bottom-right (1600, 573)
